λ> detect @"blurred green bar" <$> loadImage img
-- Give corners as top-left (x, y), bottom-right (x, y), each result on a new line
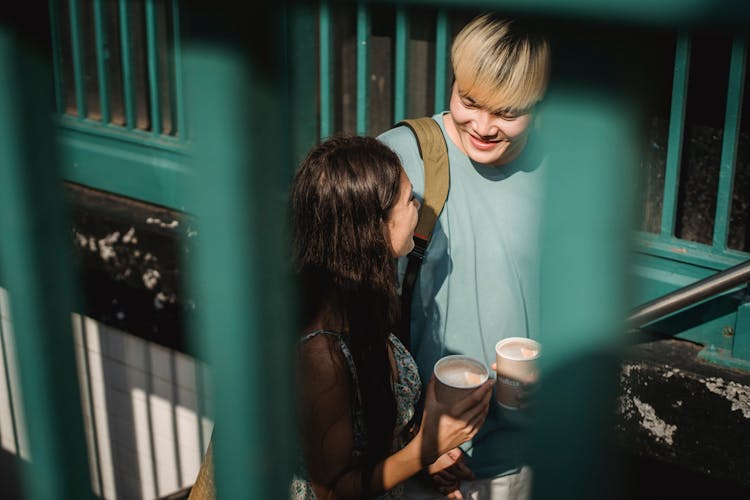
top-left (319, 0), bottom-right (332, 139)
top-left (93, 0), bottom-right (111, 124)
top-left (532, 84), bottom-right (637, 500)
top-left (368, 0), bottom-right (750, 27)
top-left (433, 9), bottom-right (448, 113)
top-left (394, 6), bottom-right (409, 122)
top-left (145, 0), bottom-right (162, 135)
top-left (660, 33), bottom-right (690, 238)
top-left (48, 0), bottom-right (64, 113)
top-left (68, 0), bottom-right (86, 119)
top-left (356, 3), bottom-right (370, 135)
top-left (287, 2), bottom-right (320, 171)
top-left (182, 3), bottom-right (294, 498)
top-left (118, 0), bottom-right (136, 129)
top-left (171, 0), bottom-right (186, 140)
top-left (712, 36), bottom-right (746, 250)
top-left (0, 22), bottom-right (93, 500)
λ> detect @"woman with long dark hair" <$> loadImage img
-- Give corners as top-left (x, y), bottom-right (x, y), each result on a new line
top-left (289, 135), bottom-right (493, 499)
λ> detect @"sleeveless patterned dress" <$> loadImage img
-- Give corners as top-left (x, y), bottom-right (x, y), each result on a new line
top-left (289, 330), bottom-right (422, 499)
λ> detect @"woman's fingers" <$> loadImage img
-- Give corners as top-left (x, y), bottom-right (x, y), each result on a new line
top-left (451, 379), bottom-right (494, 415)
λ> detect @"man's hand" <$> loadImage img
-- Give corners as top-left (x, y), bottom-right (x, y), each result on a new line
top-left (427, 448), bottom-right (474, 499)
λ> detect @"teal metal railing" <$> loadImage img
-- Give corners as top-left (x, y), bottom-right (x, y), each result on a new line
top-left (0, 17), bottom-right (93, 499)
top-left (2, 1), bottom-right (749, 499)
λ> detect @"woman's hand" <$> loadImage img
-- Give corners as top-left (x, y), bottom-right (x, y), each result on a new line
top-left (417, 374), bottom-right (494, 466)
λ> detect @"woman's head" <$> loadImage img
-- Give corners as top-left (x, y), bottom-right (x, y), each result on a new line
top-left (290, 135), bottom-right (416, 287)
top-left (451, 13), bottom-right (550, 113)
top-left (290, 135), bottom-right (414, 470)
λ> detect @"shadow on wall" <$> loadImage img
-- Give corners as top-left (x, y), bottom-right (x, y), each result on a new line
top-left (0, 287), bottom-right (214, 499)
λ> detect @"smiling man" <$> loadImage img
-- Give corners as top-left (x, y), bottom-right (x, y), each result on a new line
top-left (377, 13), bottom-right (551, 500)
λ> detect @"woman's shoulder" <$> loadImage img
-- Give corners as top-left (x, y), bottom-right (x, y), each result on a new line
top-left (298, 330), bottom-right (353, 379)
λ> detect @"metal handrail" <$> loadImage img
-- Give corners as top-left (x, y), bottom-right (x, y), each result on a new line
top-left (628, 259), bottom-right (750, 328)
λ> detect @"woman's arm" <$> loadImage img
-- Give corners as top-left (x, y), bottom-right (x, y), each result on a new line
top-left (299, 337), bottom-right (494, 499)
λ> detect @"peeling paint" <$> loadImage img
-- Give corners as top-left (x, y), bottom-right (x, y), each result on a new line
top-left (122, 227), bottom-right (138, 244)
top-left (633, 397), bottom-right (677, 445)
top-left (142, 269), bottom-right (161, 289)
top-left (154, 291), bottom-right (177, 310)
top-left (663, 368), bottom-right (681, 378)
top-left (88, 237), bottom-right (97, 252)
top-left (74, 231), bottom-right (88, 248)
top-left (98, 232), bottom-right (120, 262)
top-left (146, 217), bottom-right (179, 229)
top-left (701, 377), bottom-right (750, 418)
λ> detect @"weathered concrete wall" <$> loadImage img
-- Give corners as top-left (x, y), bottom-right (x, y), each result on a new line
top-left (66, 182), bottom-right (197, 357)
top-left (617, 338), bottom-right (750, 494)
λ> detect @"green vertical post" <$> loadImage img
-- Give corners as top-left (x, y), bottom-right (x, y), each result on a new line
top-left (712, 36), bottom-right (746, 250)
top-left (319, 0), bottom-right (333, 139)
top-left (660, 33), bottom-right (690, 238)
top-left (48, 0), bottom-right (64, 113)
top-left (433, 9), bottom-right (448, 113)
top-left (93, 0), bottom-right (111, 124)
top-left (0, 18), bottom-right (93, 500)
top-left (531, 60), bottom-right (637, 500)
top-left (733, 301), bottom-right (750, 361)
top-left (182, 2), bottom-right (294, 498)
top-left (394, 6), bottom-right (409, 122)
top-left (68, 0), bottom-right (87, 119)
top-left (356, 2), bottom-right (370, 135)
top-left (171, 0), bottom-right (186, 140)
top-left (145, 0), bottom-right (162, 135)
top-left (118, 0), bottom-right (136, 129)
top-left (287, 2), bottom-right (320, 172)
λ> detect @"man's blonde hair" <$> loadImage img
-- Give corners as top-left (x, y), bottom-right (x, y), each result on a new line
top-left (451, 13), bottom-right (550, 113)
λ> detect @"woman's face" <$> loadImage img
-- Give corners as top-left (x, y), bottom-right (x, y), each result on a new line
top-left (446, 82), bottom-right (534, 166)
top-left (384, 170), bottom-right (420, 258)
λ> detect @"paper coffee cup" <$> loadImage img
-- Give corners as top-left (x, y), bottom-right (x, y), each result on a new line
top-left (433, 354), bottom-right (489, 407)
top-left (495, 337), bottom-right (541, 410)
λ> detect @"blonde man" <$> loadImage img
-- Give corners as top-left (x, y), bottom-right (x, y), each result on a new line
top-left (378, 12), bottom-right (551, 500)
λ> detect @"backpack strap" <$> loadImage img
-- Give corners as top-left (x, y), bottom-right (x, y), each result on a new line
top-left (395, 117), bottom-right (450, 348)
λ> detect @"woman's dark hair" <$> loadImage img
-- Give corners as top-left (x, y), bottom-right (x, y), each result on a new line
top-left (290, 135), bottom-right (403, 490)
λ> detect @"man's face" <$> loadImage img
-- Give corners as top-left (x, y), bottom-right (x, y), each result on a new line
top-left (446, 82), bottom-right (534, 166)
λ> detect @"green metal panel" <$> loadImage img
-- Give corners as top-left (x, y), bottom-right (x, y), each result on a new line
top-left (713, 36), bottom-right (746, 250)
top-left (93, 0), bottom-right (111, 124)
top-left (636, 232), bottom-right (748, 270)
top-left (0, 22), bottom-right (93, 500)
top-left (182, 3), bottom-right (295, 498)
top-left (660, 33), bottom-right (689, 238)
top-left (56, 122), bottom-right (190, 211)
top-left (433, 9), bottom-right (448, 113)
top-left (356, 2), bottom-right (370, 135)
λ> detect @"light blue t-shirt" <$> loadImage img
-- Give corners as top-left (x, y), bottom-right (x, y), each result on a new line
top-left (377, 112), bottom-right (547, 479)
